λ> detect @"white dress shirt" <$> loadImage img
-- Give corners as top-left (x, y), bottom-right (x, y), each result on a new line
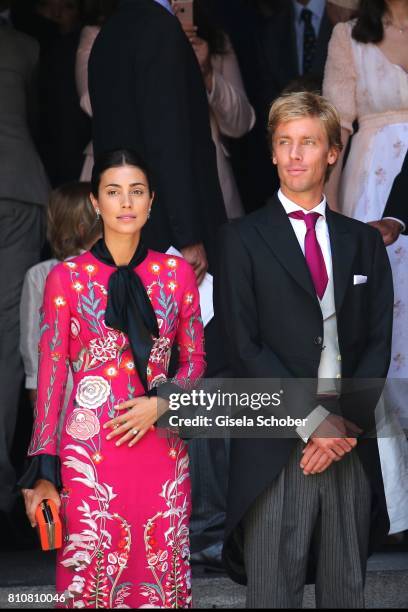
top-left (278, 189), bottom-right (335, 441)
top-left (278, 188), bottom-right (332, 275)
top-left (292, 0), bottom-right (326, 74)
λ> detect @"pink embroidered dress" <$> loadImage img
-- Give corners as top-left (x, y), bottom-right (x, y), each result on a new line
top-left (23, 248), bottom-right (205, 609)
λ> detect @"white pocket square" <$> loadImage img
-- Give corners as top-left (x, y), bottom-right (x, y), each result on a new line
top-left (354, 275), bottom-right (367, 285)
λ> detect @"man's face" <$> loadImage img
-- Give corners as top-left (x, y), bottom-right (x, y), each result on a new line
top-left (272, 116), bottom-right (338, 198)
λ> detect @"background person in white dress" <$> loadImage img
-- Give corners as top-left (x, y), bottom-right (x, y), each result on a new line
top-left (323, 0), bottom-right (408, 535)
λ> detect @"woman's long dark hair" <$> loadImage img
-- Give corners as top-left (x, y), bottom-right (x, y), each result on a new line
top-left (194, 0), bottom-right (227, 55)
top-left (352, 0), bottom-right (387, 44)
top-left (91, 149), bottom-right (154, 196)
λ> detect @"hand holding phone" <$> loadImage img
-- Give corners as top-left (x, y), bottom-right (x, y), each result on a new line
top-left (172, 0), bottom-right (194, 26)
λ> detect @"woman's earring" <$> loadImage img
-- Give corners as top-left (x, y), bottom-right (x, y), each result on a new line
top-left (96, 208), bottom-right (100, 220)
top-left (147, 208), bottom-right (152, 220)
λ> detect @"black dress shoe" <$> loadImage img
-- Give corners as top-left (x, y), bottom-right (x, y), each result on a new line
top-left (190, 542), bottom-right (225, 573)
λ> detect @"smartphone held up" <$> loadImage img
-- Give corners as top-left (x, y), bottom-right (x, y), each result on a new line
top-left (172, 0), bottom-right (194, 26)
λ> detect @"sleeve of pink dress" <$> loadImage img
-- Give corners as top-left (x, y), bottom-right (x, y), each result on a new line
top-left (323, 22), bottom-right (357, 133)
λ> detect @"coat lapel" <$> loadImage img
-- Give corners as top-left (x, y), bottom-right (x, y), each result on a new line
top-left (255, 195), bottom-right (319, 303)
top-left (255, 197), bottom-right (357, 313)
top-left (326, 207), bottom-right (357, 314)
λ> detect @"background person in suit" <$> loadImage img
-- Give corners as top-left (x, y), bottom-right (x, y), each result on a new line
top-left (254, 0), bottom-right (333, 201)
top-left (216, 91), bottom-right (393, 607)
top-left (0, 24), bottom-right (49, 515)
top-left (88, 0), bottom-right (226, 279)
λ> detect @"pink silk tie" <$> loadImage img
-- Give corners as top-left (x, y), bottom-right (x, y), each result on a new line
top-left (288, 211), bottom-right (328, 300)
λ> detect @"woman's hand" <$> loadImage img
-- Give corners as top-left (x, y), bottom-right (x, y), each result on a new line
top-left (22, 480), bottom-right (61, 528)
top-left (104, 396), bottom-right (159, 447)
top-left (180, 23), bottom-right (213, 91)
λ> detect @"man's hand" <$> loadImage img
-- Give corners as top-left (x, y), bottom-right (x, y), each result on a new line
top-left (368, 219), bottom-right (403, 246)
top-left (180, 243), bottom-right (208, 285)
top-left (309, 414), bottom-right (361, 460)
top-left (300, 441), bottom-right (334, 475)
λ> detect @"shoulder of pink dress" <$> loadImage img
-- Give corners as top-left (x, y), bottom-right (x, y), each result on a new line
top-left (146, 249), bottom-right (193, 275)
top-left (54, 251), bottom-right (96, 274)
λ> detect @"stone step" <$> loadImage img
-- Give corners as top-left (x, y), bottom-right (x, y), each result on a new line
top-left (1, 569), bottom-right (407, 609)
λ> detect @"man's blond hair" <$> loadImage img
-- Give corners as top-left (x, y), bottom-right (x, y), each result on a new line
top-left (268, 91), bottom-right (343, 157)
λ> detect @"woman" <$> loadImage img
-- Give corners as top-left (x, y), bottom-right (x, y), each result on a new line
top-left (20, 181), bottom-right (101, 410)
top-left (20, 149), bottom-right (206, 608)
top-left (323, 0), bottom-right (408, 534)
top-left (176, 0), bottom-right (255, 218)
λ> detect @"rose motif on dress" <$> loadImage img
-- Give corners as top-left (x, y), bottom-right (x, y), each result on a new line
top-left (150, 337), bottom-right (171, 364)
top-left (66, 408), bottom-right (100, 441)
top-left (75, 376), bottom-right (110, 410)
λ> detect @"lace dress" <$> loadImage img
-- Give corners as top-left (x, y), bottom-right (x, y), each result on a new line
top-left (324, 21), bottom-right (408, 534)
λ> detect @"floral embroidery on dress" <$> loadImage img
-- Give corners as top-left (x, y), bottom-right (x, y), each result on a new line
top-left (66, 409), bottom-right (100, 441)
top-left (140, 436), bottom-right (192, 609)
top-left (75, 376), bottom-right (110, 411)
top-left (374, 166), bottom-right (387, 185)
top-left (60, 445), bottom-right (133, 609)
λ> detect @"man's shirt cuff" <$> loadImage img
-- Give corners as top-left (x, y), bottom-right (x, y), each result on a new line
top-left (296, 405), bottom-right (330, 443)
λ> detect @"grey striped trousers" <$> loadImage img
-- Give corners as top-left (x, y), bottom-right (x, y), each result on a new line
top-left (243, 441), bottom-right (372, 608)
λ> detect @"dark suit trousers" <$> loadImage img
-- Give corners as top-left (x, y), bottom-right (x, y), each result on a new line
top-left (0, 199), bottom-right (44, 512)
top-left (243, 440), bottom-right (372, 608)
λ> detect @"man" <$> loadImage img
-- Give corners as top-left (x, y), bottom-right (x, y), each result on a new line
top-left (216, 92), bottom-right (393, 607)
top-left (88, 0), bottom-right (226, 279)
top-left (0, 21), bottom-right (49, 514)
top-left (257, 0), bottom-right (332, 103)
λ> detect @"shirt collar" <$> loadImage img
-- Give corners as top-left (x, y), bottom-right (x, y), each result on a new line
top-left (292, 0), bottom-right (326, 22)
top-left (278, 188), bottom-right (327, 218)
top-left (153, 0), bottom-right (174, 13)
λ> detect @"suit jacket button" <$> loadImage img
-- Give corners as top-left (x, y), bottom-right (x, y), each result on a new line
top-left (314, 336), bottom-right (323, 346)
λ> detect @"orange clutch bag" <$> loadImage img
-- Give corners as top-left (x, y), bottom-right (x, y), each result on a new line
top-left (35, 499), bottom-right (62, 551)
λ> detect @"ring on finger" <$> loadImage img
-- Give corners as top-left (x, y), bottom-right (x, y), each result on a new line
top-left (131, 428), bottom-right (139, 436)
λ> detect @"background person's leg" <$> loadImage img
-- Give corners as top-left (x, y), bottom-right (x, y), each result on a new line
top-left (0, 199), bottom-right (44, 513)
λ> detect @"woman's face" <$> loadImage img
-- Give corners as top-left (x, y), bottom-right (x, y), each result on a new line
top-left (90, 165), bottom-right (154, 239)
